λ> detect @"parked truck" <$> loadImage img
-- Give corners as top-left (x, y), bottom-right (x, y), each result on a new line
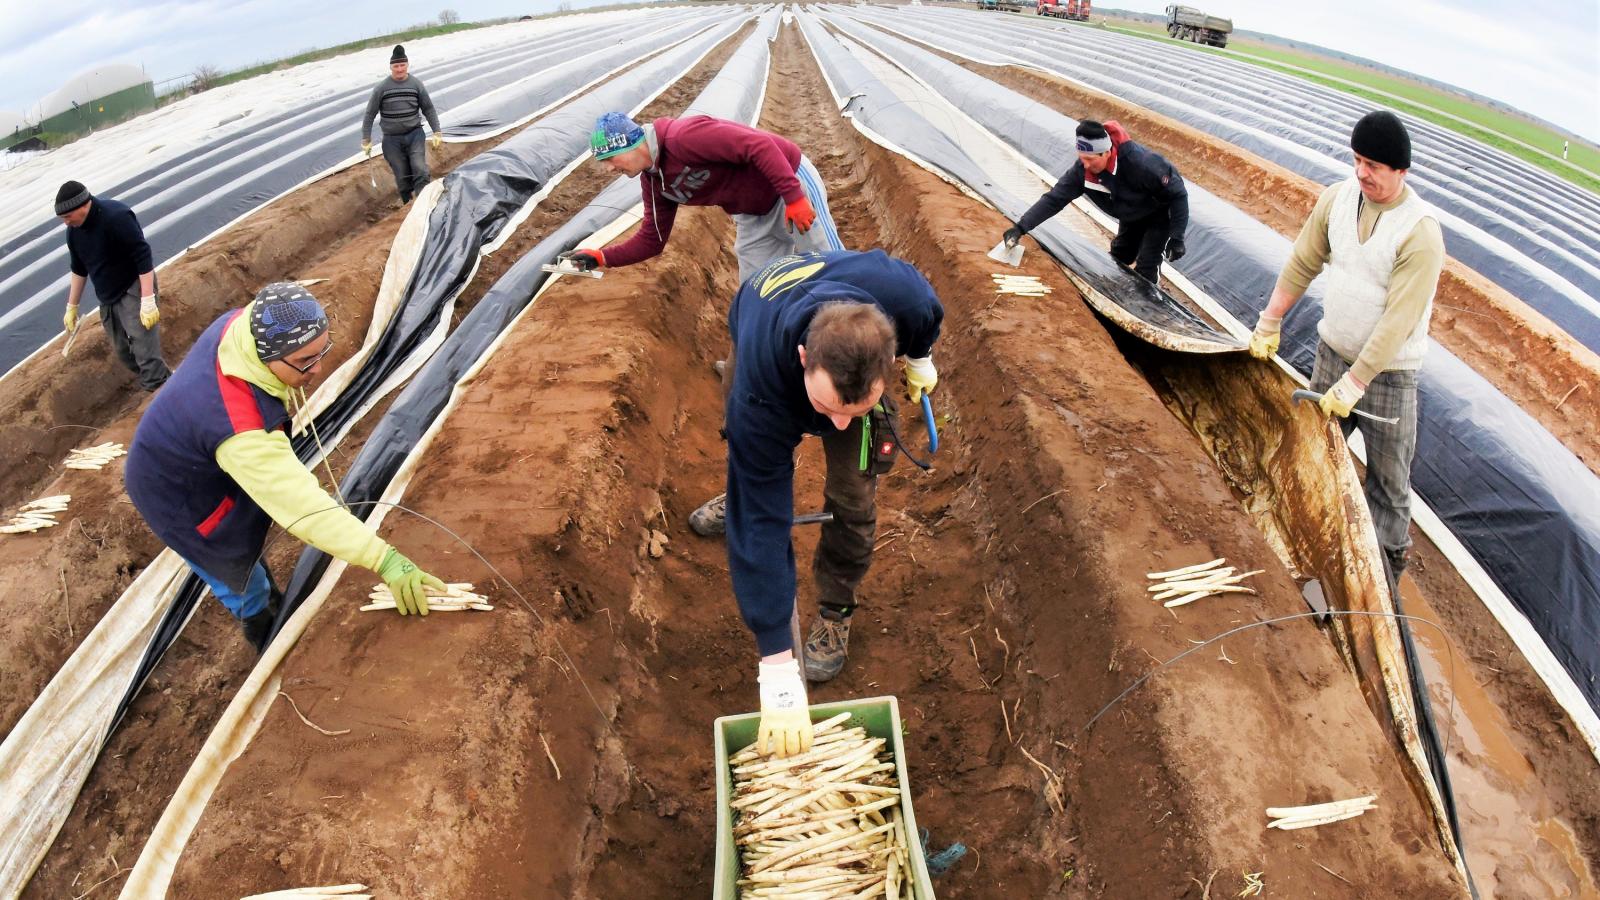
top-left (1038, 0), bottom-right (1091, 21)
top-left (976, 0), bottom-right (1025, 12)
top-left (1166, 5), bottom-right (1232, 47)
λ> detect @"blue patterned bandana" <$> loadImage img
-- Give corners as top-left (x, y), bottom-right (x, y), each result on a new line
top-left (250, 282), bottom-right (329, 362)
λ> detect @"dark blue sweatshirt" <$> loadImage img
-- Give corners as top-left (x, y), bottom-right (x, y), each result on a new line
top-left (1016, 139), bottom-right (1189, 239)
top-left (724, 250), bottom-right (943, 655)
top-left (66, 197), bottom-right (154, 303)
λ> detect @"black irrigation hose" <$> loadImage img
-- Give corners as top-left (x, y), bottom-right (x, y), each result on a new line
top-left (1077, 607), bottom-right (1478, 896)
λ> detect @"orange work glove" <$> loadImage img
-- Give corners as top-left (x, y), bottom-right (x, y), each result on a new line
top-left (785, 196), bottom-right (817, 234)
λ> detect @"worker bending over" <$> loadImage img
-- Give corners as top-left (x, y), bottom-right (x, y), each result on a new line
top-left (125, 283), bottom-right (445, 652)
top-left (1003, 120), bottom-right (1189, 283)
top-left (694, 250), bottom-right (943, 756)
top-left (560, 112), bottom-right (841, 282)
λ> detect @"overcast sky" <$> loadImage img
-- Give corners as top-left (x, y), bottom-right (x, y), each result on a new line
top-left (1, 0), bottom-right (1595, 141)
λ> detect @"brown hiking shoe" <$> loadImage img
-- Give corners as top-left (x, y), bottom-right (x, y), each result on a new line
top-left (803, 611), bottom-right (852, 682)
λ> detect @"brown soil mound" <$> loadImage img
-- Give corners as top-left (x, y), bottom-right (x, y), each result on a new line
top-left (163, 26), bottom-right (1462, 899)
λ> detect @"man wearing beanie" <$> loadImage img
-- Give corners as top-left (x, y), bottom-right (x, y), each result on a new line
top-left (56, 181), bottom-right (171, 390)
top-left (1247, 110), bottom-right (1445, 593)
top-left (557, 111), bottom-right (841, 283)
top-left (360, 44), bottom-right (443, 204)
top-left (1002, 119), bottom-right (1190, 283)
top-left (125, 282), bottom-right (447, 652)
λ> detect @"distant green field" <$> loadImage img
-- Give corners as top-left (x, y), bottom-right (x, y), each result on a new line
top-left (1093, 19), bottom-right (1599, 195)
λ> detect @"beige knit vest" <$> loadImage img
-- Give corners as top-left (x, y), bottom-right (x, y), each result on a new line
top-left (1316, 178), bottom-right (1436, 371)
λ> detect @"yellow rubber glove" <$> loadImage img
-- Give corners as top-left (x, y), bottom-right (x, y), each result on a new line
top-left (63, 303), bottom-right (78, 333)
top-left (1319, 373), bottom-right (1365, 419)
top-left (756, 658), bottom-right (813, 758)
top-left (375, 547), bottom-right (445, 616)
top-left (429, 132), bottom-right (443, 151)
top-left (1248, 313), bottom-right (1281, 360)
top-left (361, 139), bottom-right (372, 156)
top-left (139, 294), bottom-right (160, 329)
top-left (903, 356), bottom-right (937, 404)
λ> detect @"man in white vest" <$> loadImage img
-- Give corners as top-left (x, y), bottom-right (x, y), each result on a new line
top-left (1247, 110), bottom-right (1444, 589)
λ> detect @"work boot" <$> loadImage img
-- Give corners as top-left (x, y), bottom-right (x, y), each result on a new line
top-left (240, 607), bottom-right (276, 654)
top-left (240, 588), bottom-right (284, 655)
top-left (1382, 547), bottom-right (1410, 602)
top-left (803, 609), bottom-right (852, 682)
top-left (690, 493), bottom-right (727, 537)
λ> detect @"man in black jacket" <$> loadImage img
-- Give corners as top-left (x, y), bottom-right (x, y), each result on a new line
top-left (1002, 120), bottom-right (1189, 282)
top-left (57, 181), bottom-right (170, 390)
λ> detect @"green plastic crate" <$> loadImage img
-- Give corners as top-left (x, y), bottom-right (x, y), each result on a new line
top-left (713, 695), bottom-right (936, 898)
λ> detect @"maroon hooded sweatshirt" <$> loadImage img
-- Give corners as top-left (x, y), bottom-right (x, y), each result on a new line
top-left (603, 116), bottom-right (806, 267)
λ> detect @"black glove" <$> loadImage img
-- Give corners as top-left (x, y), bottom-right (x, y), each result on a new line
top-left (1164, 237), bottom-right (1186, 262)
top-left (1002, 225), bottom-right (1024, 248)
top-left (558, 249), bottom-right (604, 271)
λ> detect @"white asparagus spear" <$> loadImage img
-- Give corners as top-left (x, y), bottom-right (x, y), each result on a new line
top-left (1146, 557), bottom-right (1225, 579)
top-left (1265, 795), bottom-right (1376, 818)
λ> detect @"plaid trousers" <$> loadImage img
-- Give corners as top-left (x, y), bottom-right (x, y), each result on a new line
top-left (1310, 340), bottom-right (1419, 555)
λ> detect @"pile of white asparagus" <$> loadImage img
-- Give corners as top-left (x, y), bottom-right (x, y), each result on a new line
top-left (730, 712), bottom-right (914, 898)
top-left (1, 494), bottom-right (70, 534)
top-left (990, 273), bottom-right (1052, 297)
top-left (1147, 557), bottom-right (1262, 608)
top-left (1266, 795), bottom-right (1376, 830)
top-left (63, 441), bottom-right (126, 470)
top-left (361, 582), bottom-right (492, 612)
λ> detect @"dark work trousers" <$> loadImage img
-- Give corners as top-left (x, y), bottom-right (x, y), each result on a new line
top-left (1309, 339), bottom-right (1419, 565)
top-left (1109, 209), bottom-right (1171, 282)
top-left (382, 127), bottom-right (430, 203)
top-left (100, 280), bottom-right (171, 391)
top-left (723, 350), bottom-right (879, 619)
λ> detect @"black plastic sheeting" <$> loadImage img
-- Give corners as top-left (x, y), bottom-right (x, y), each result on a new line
top-left (107, 14), bottom-right (757, 733)
top-left (0, 8), bottom-right (722, 373)
top-left (820, 10), bottom-right (1600, 733)
top-left (109, 8), bottom-right (773, 735)
top-left (841, 6), bottom-right (1600, 355)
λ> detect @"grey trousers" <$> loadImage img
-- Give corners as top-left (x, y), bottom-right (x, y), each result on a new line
top-left (722, 350), bottom-right (878, 616)
top-left (382, 127), bottom-right (429, 203)
top-left (1310, 339), bottom-right (1418, 555)
top-left (101, 281), bottom-right (170, 391)
top-left (731, 155), bottom-right (841, 283)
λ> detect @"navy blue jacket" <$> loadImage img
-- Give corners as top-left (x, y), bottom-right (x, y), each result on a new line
top-left (1016, 140), bottom-right (1189, 239)
top-left (724, 250), bottom-right (942, 655)
top-left (66, 197), bottom-right (155, 303)
top-left (125, 311), bottom-right (289, 590)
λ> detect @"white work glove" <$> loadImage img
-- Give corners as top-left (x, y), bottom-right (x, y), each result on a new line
top-left (139, 294), bottom-right (160, 330)
top-left (63, 303), bottom-right (79, 333)
top-left (1248, 313), bottom-right (1280, 360)
top-left (1320, 372), bottom-right (1366, 419)
top-left (361, 139), bottom-right (373, 156)
top-left (756, 658), bottom-right (813, 758)
top-left (429, 132), bottom-right (443, 151)
top-left (904, 355), bottom-right (937, 404)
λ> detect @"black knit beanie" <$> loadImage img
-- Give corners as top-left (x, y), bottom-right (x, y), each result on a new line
top-left (54, 181), bottom-right (91, 216)
top-left (390, 44), bottom-right (407, 64)
top-left (1350, 110), bottom-right (1411, 170)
